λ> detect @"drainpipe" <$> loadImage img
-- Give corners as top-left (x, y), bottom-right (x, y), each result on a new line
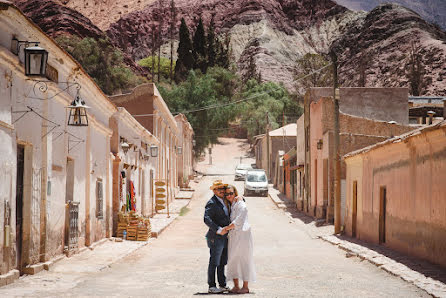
top-left (427, 110), bottom-right (435, 125)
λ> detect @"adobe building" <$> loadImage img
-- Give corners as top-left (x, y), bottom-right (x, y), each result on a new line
top-left (408, 96), bottom-right (446, 125)
top-left (110, 108), bottom-right (159, 235)
top-left (253, 123), bottom-right (297, 182)
top-left (109, 84), bottom-right (180, 203)
top-left (295, 115), bottom-right (305, 210)
top-left (174, 114), bottom-right (194, 188)
top-left (253, 134), bottom-right (265, 169)
top-left (282, 147), bottom-right (297, 202)
top-left (304, 87), bottom-right (412, 222)
top-left (344, 120), bottom-right (446, 268)
top-left (0, 1), bottom-right (116, 280)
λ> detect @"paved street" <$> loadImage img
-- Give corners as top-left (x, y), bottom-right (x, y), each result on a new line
top-left (0, 138), bottom-right (429, 297)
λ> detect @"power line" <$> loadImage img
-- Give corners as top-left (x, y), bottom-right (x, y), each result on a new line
top-left (132, 62), bottom-right (334, 117)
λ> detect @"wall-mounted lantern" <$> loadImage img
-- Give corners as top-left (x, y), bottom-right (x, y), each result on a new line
top-left (66, 90), bottom-right (89, 126)
top-left (150, 145), bottom-right (159, 157)
top-left (11, 38), bottom-right (49, 77)
top-left (177, 146), bottom-right (183, 155)
top-left (192, 140), bottom-right (196, 147)
top-left (121, 141), bottom-right (130, 154)
top-left (25, 45), bottom-right (48, 76)
top-left (317, 139), bottom-right (323, 150)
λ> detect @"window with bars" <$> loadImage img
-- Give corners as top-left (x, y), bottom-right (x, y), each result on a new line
top-left (96, 179), bottom-right (103, 219)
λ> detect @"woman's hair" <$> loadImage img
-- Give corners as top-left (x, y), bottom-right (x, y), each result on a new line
top-left (226, 184), bottom-right (238, 196)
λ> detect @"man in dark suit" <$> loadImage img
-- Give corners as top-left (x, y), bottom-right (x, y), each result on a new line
top-left (204, 180), bottom-right (231, 294)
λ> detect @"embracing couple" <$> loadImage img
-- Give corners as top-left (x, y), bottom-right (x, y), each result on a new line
top-left (204, 180), bottom-right (256, 294)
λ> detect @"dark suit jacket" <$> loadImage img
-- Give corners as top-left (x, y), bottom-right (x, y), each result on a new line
top-left (204, 195), bottom-right (230, 240)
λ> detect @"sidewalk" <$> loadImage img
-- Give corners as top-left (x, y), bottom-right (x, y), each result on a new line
top-left (0, 194), bottom-right (194, 290)
top-left (151, 196), bottom-right (192, 237)
top-left (268, 185), bottom-right (446, 298)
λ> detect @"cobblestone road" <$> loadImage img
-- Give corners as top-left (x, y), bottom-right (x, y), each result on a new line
top-left (0, 138), bottom-right (430, 297)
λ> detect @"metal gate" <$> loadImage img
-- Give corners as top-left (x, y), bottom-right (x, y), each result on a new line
top-left (68, 201), bottom-right (79, 251)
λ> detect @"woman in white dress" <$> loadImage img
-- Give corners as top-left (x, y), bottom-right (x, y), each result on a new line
top-left (224, 185), bottom-right (256, 294)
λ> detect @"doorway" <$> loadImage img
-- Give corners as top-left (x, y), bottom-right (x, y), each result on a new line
top-left (314, 159), bottom-right (317, 212)
top-left (150, 169), bottom-right (154, 216)
top-left (379, 186), bottom-right (387, 244)
top-left (64, 158), bottom-right (75, 250)
top-left (352, 181), bottom-right (358, 238)
top-left (16, 145), bottom-right (25, 273)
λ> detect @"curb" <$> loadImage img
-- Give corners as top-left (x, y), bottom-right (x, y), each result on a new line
top-left (0, 269), bottom-right (19, 287)
top-left (151, 215), bottom-right (178, 238)
top-left (151, 195), bottom-right (193, 238)
top-left (268, 192), bottom-right (288, 209)
top-left (320, 235), bottom-right (446, 298)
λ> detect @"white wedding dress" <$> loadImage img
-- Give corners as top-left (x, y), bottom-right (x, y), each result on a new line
top-left (226, 200), bottom-right (256, 282)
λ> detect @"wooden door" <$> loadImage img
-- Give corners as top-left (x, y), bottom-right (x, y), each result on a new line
top-left (352, 181), bottom-right (358, 238)
top-left (16, 145), bottom-right (25, 272)
top-left (379, 187), bottom-right (387, 244)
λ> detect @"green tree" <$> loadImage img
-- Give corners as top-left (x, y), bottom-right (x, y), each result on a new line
top-left (174, 18), bottom-right (194, 82)
top-left (138, 56), bottom-right (175, 81)
top-left (243, 54), bottom-right (261, 83)
top-left (159, 67), bottom-right (239, 155)
top-left (405, 41), bottom-right (426, 96)
top-left (192, 18), bottom-right (207, 73)
top-left (294, 53), bottom-right (333, 92)
top-left (207, 17), bottom-right (217, 68)
top-left (215, 34), bottom-right (231, 69)
top-left (56, 36), bottom-right (144, 95)
top-left (239, 80), bottom-right (300, 139)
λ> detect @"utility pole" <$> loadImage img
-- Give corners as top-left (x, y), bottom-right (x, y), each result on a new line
top-left (169, 0), bottom-right (176, 83)
top-left (331, 50), bottom-right (341, 234)
top-left (208, 146), bottom-right (212, 165)
top-left (266, 113), bottom-right (271, 181)
top-left (151, 24), bottom-right (156, 82)
top-left (158, 0), bottom-right (164, 83)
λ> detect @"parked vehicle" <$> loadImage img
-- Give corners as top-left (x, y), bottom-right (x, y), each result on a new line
top-left (235, 163), bottom-right (253, 181)
top-left (244, 169), bottom-right (268, 197)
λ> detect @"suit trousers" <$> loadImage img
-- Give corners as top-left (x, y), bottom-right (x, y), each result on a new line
top-left (207, 236), bottom-right (228, 288)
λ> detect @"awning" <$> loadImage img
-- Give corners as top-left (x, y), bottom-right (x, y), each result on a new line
top-left (290, 164), bottom-right (304, 171)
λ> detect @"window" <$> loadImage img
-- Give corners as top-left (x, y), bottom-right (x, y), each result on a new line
top-left (96, 179), bottom-right (103, 219)
top-left (247, 172), bottom-right (267, 182)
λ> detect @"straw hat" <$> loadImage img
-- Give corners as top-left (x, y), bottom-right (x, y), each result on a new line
top-left (210, 180), bottom-right (228, 190)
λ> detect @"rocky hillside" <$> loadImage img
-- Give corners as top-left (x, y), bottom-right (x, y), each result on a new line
top-left (332, 4), bottom-right (446, 96)
top-left (106, 0), bottom-right (360, 90)
top-left (13, 0), bottom-right (145, 74)
top-left (54, 0), bottom-right (156, 31)
top-left (14, 0), bottom-right (104, 39)
top-left (13, 0), bottom-right (446, 95)
top-left (335, 0), bottom-right (446, 30)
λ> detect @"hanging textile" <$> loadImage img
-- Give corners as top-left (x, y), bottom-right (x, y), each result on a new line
top-left (130, 181), bottom-right (136, 211)
top-left (126, 192), bottom-right (131, 212)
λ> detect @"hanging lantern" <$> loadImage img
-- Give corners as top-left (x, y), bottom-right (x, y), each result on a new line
top-left (24, 45), bottom-right (48, 76)
top-left (66, 91), bottom-right (89, 126)
top-left (177, 146), bottom-right (183, 155)
top-left (150, 145), bottom-right (159, 157)
top-left (121, 141), bottom-right (130, 154)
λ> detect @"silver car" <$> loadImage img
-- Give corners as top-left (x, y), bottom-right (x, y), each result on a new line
top-left (244, 169), bottom-right (268, 197)
top-left (235, 163), bottom-right (252, 181)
